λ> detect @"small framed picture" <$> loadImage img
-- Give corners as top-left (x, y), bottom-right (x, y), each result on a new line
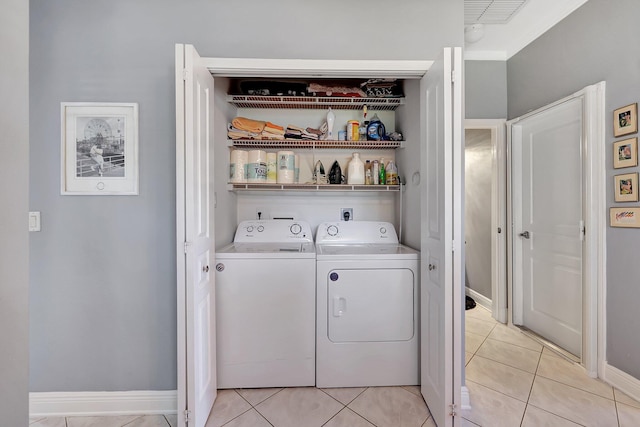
top-left (61, 102), bottom-right (139, 195)
top-left (613, 137), bottom-right (638, 168)
top-left (613, 103), bottom-right (638, 137)
top-left (614, 172), bottom-right (638, 202)
top-left (610, 207), bottom-right (640, 228)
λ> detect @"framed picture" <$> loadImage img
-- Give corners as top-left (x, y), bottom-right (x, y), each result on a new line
top-left (613, 103), bottom-right (638, 137)
top-left (61, 102), bottom-right (139, 195)
top-left (614, 172), bottom-right (639, 202)
top-left (610, 207), bottom-right (640, 228)
top-left (613, 137), bottom-right (638, 168)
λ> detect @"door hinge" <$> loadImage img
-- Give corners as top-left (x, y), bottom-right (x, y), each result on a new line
top-left (184, 409), bottom-right (191, 424)
top-left (184, 241), bottom-right (192, 254)
top-left (449, 403), bottom-right (457, 416)
top-left (452, 240), bottom-right (455, 252)
top-left (580, 220), bottom-right (585, 241)
top-left (183, 68), bottom-right (189, 81)
top-left (451, 70), bottom-right (456, 83)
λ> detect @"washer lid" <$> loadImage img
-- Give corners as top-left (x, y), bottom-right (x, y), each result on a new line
top-left (216, 242), bottom-right (316, 259)
top-left (316, 243), bottom-right (419, 260)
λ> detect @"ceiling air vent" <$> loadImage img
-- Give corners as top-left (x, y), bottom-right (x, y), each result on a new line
top-left (464, 0), bottom-right (529, 24)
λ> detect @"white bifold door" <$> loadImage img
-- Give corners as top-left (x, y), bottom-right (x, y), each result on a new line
top-left (176, 44), bottom-right (217, 427)
top-left (420, 47), bottom-right (463, 427)
top-left (511, 98), bottom-right (584, 357)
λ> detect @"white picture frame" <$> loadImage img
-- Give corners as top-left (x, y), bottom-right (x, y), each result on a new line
top-left (61, 102), bottom-right (139, 195)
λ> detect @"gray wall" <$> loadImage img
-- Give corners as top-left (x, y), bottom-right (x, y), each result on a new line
top-left (1, 0), bottom-right (29, 424)
top-left (465, 60), bottom-right (507, 119)
top-left (29, 0), bottom-right (463, 392)
top-left (508, 0), bottom-right (640, 379)
top-left (464, 129), bottom-right (492, 299)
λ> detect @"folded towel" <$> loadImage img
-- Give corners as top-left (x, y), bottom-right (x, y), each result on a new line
top-left (265, 122), bottom-right (284, 131)
top-left (260, 132), bottom-right (283, 140)
top-left (264, 122), bottom-right (285, 135)
top-left (232, 117), bottom-right (266, 133)
top-left (286, 124), bottom-right (306, 132)
top-left (227, 123), bottom-right (260, 140)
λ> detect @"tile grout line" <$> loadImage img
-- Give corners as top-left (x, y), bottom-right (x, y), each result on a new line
top-left (219, 389), bottom-right (266, 427)
top-left (524, 403), bottom-right (590, 427)
top-left (536, 373), bottom-right (616, 402)
top-left (520, 348), bottom-right (544, 426)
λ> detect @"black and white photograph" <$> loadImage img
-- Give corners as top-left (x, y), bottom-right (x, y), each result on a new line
top-left (61, 102), bottom-right (138, 195)
top-left (75, 116), bottom-right (126, 178)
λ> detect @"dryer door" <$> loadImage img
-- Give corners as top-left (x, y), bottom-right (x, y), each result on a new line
top-left (327, 268), bottom-right (415, 342)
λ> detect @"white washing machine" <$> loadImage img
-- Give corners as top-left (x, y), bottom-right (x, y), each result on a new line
top-left (215, 220), bottom-right (316, 389)
top-left (315, 221), bottom-right (420, 388)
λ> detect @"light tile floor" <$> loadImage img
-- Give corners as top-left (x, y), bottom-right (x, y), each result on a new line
top-left (462, 305), bottom-right (640, 427)
top-left (29, 305), bottom-right (640, 427)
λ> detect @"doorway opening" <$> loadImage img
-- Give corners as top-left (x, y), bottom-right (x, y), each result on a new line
top-left (464, 119), bottom-right (507, 324)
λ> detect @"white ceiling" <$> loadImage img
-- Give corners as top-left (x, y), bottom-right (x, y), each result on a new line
top-left (464, 0), bottom-right (589, 60)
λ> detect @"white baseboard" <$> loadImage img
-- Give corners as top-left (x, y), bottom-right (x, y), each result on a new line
top-left (465, 287), bottom-right (492, 311)
top-left (29, 390), bottom-right (177, 417)
top-left (602, 363), bottom-right (640, 403)
top-left (460, 386), bottom-right (471, 410)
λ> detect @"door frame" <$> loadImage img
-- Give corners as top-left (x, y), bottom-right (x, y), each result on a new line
top-left (176, 47), bottom-right (467, 425)
top-left (506, 82), bottom-right (606, 376)
top-left (464, 119), bottom-right (507, 324)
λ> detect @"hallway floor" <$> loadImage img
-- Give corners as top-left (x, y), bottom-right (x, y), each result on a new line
top-left (29, 306), bottom-right (640, 427)
top-left (462, 305), bottom-right (640, 426)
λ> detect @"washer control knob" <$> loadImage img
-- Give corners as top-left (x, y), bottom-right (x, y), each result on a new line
top-left (330, 272), bottom-right (339, 281)
top-left (327, 225), bottom-right (339, 236)
top-left (290, 223), bottom-right (302, 235)
top-left (246, 226), bottom-right (254, 232)
top-left (380, 227), bottom-right (387, 234)
top-left (257, 225), bottom-right (264, 232)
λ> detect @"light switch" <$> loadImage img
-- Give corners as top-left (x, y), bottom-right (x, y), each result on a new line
top-left (29, 211), bottom-right (41, 232)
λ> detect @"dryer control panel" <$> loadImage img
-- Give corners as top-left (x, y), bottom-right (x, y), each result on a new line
top-left (316, 221), bottom-right (399, 244)
top-left (234, 220), bottom-right (313, 243)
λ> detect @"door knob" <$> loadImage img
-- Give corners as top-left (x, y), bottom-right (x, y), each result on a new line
top-left (203, 265), bottom-right (210, 272)
top-left (428, 264), bottom-right (436, 271)
top-left (519, 231), bottom-right (530, 239)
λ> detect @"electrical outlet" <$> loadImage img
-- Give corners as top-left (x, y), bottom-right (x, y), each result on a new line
top-left (341, 208), bottom-right (353, 221)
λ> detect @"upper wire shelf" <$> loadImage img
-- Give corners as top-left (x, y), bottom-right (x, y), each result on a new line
top-left (228, 139), bottom-right (402, 149)
top-left (227, 95), bottom-right (404, 111)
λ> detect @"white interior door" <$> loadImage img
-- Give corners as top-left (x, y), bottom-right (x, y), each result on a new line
top-left (176, 43), bottom-right (217, 427)
top-left (420, 47), bottom-right (463, 427)
top-left (511, 98), bottom-right (583, 357)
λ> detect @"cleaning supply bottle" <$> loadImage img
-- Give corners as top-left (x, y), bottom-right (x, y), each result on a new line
top-left (364, 160), bottom-right (372, 185)
top-left (372, 160), bottom-right (379, 185)
top-left (366, 113), bottom-right (385, 141)
top-left (326, 108), bottom-right (336, 139)
top-left (347, 152), bottom-right (365, 185)
top-left (378, 158), bottom-right (386, 185)
top-left (385, 160), bottom-right (398, 185)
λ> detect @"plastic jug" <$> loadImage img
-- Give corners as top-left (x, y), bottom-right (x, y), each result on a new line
top-left (347, 153), bottom-right (365, 185)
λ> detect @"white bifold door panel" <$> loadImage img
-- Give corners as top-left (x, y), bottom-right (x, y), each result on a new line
top-left (176, 44), bottom-right (217, 427)
top-left (511, 97), bottom-right (584, 357)
top-left (420, 47), bottom-right (463, 427)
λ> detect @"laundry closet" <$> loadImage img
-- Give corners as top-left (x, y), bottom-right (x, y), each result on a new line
top-left (175, 44), bottom-right (463, 427)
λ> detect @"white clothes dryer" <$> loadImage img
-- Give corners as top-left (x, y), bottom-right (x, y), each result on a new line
top-left (215, 220), bottom-right (315, 389)
top-left (315, 221), bottom-right (420, 388)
